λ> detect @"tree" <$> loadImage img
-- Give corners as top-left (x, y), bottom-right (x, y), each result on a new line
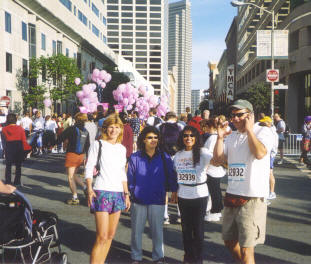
top-left (238, 82), bottom-right (271, 114)
top-left (199, 99), bottom-right (209, 113)
top-left (28, 54), bottom-right (82, 110)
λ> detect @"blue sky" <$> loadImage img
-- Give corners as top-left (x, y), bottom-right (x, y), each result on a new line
top-left (170, 0), bottom-right (237, 90)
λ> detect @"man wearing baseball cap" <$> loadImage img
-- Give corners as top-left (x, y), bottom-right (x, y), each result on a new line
top-left (213, 99), bottom-right (274, 263)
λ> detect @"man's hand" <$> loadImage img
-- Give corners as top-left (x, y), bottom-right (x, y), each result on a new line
top-left (216, 118), bottom-right (231, 139)
top-left (170, 192), bottom-right (178, 204)
top-left (245, 113), bottom-right (254, 133)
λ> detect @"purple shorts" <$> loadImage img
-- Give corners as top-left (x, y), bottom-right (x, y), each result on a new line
top-left (90, 190), bottom-right (126, 214)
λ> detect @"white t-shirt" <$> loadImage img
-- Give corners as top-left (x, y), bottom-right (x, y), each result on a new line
top-left (45, 120), bottom-right (58, 133)
top-left (276, 120), bottom-right (286, 140)
top-left (173, 148), bottom-right (212, 199)
top-left (224, 126), bottom-right (274, 198)
top-left (204, 134), bottom-right (226, 178)
top-left (85, 140), bottom-right (127, 192)
top-left (33, 117), bottom-right (45, 130)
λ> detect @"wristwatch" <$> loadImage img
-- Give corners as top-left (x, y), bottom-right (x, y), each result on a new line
top-left (124, 192), bottom-right (130, 196)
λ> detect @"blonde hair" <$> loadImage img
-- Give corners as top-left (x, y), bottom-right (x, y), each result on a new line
top-left (101, 113), bottom-right (124, 143)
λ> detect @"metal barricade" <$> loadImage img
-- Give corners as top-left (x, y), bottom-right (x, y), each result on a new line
top-left (283, 133), bottom-right (303, 156)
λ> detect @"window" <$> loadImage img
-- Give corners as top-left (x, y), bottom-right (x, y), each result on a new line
top-left (122, 51), bottom-right (133, 56)
top-left (22, 22), bottom-right (27, 41)
top-left (52, 40), bottom-right (56, 55)
top-left (150, 51), bottom-right (161, 56)
top-left (109, 44), bottom-right (119, 49)
top-left (136, 32), bottom-right (147, 37)
top-left (150, 57), bottom-right (161, 62)
top-left (136, 45), bottom-right (147, 49)
top-left (150, 20), bottom-right (161, 24)
top-left (108, 38), bottom-right (119, 42)
top-left (122, 25), bottom-right (133, 30)
top-left (150, 26), bottom-right (161, 31)
top-left (122, 31), bottom-right (133, 36)
top-left (22, 59), bottom-right (28, 77)
top-left (5, 12), bottom-right (11, 33)
top-left (150, 0), bottom-right (161, 4)
top-left (92, 24), bottom-right (100, 37)
top-left (73, 53), bottom-right (77, 60)
top-left (59, 0), bottom-right (72, 11)
top-left (78, 10), bottom-right (87, 26)
top-left (6, 53), bottom-right (12, 73)
top-left (150, 32), bottom-right (161, 37)
top-left (41, 33), bottom-right (46, 50)
top-left (150, 6), bottom-right (161, 11)
top-left (74, 6), bottom-right (76, 15)
top-left (108, 31), bottom-right (119, 36)
top-left (108, 18), bottom-right (118, 23)
top-left (122, 12), bottom-right (133, 17)
top-left (122, 19), bottom-right (133, 24)
top-left (136, 26), bottom-right (147, 30)
top-left (124, 57), bottom-right (133, 62)
top-left (136, 57), bottom-right (147, 62)
top-left (150, 64), bottom-right (161, 69)
top-left (103, 36), bottom-right (107, 43)
top-left (150, 13), bottom-right (161, 18)
top-left (150, 45), bottom-right (160, 50)
top-left (122, 38), bottom-right (133, 43)
top-left (103, 16), bottom-right (107, 25)
top-left (66, 48), bottom-right (69, 57)
top-left (108, 25), bottom-right (119, 29)
top-left (28, 24), bottom-right (36, 58)
top-left (136, 13), bottom-right (147, 17)
top-left (150, 38), bottom-right (161, 44)
top-left (122, 44), bottom-right (133, 49)
top-left (136, 0), bottom-right (146, 4)
top-left (122, 6), bottom-right (132, 10)
top-left (89, 62), bottom-right (95, 73)
top-left (122, 0), bottom-right (132, 3)
top-left (150, 77), bottom-right (160, 81)
top-left (136, 6), bottom-right (147, 11)
top-left (108, 12), bottom-right (119, 17)
top-left (57, 41), bottom-right (62, 54)
top-left (108, 0), bottom-right (118, 3)
top-left (108, 5), bottom-right (118, 10)
top-left (136, 51), bottom-right (147, 56)
top-left (92, 3), bottom-right (99, 17)
top-left (136, 64), bottom-right (147, 69)
top-left (136, 38), bottom-right (146, 43)
top-left (136, 19), bottom-right (147, 24)
top-left (137, 70), bottom-right (147, 75)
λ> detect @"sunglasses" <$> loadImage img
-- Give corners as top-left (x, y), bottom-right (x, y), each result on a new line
top-left (230, 112), bottom-right (249, 118)
top-left (146, 136), bottom-right (158, 140)
top-left (183, 134), bottom-right (195, 138)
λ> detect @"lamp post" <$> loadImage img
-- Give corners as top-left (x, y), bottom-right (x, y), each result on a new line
top-left (231, 1), bottom-right (275, 117)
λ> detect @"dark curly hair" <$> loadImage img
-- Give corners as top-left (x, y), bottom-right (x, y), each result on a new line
top-left (177, 126), bottom-right (202, 166)
top-left (137, 126), bottom-right (160, 151)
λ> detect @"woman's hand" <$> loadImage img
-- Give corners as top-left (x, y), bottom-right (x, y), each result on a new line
top-left (124, 195), bottom-right (131, 212)
top-left (170, 192), bottom-right (178, 204)
top-left (87, 189), bottom-right (96, 207)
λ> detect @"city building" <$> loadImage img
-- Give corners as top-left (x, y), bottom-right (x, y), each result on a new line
top-left (208, 61), bottom-right (218, 112)
top-left (168, 0), bottom-right (192, 114)
top-left (1, 0), bottom-right (150, 114)
top-left (191, 89), bottom-right (204, 114)
top-left (105, 0), bottom-right (168, 97)
top-left (168, 66), bottom-right (177, 112)
top-left (235, 0), bottom-right (290, 96)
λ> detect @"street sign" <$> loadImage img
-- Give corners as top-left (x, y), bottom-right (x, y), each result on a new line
top-left (257, 30), bottom-right (289, 59)
top-left (0, 96), bottom-right (10, 106)
top-left (274, 84), bottom-right (288, 90)
top-left (266, 69), bottom-right (279, 82)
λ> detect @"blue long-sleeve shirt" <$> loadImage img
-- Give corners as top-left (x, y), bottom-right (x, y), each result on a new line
top-left (127, 150), bottom-right (178, 205)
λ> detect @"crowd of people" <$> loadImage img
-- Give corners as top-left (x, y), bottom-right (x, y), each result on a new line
top-left (0, 100), bottom-right (304, 264)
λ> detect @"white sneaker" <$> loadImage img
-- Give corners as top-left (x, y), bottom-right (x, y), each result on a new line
top-left (52, 149), bottom-right (58, 154)
top-left (277, 160), bottom-right (283, 165)
top-left (163, 218), bottom-right (170, 225)
top-left (268, 192), bottom-right (276, 200)
top-left (205, 213), bottom-right (220, 222)
top-left (176, 217), bottom-right (181, 224)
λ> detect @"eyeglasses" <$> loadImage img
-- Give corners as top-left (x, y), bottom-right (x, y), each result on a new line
top-left (183, 134), bottom-right (195, 138)
top-left (230, 112), bottom-right (249, 118)
top-left (146, 136), bottom-right (158, 140)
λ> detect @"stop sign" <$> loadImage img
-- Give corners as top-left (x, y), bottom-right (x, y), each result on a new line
top-left (266, 69), bottom-right (279, 82)
top-left (0, 96), bottom-right (10, 106)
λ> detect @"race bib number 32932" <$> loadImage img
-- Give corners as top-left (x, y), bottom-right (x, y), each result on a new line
top-left (228, 163), bottom-right (246, 181)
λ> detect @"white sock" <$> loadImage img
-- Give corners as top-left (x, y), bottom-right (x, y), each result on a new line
top-left (73, 194), bottom-right (78, 200)
top-left (164, 204), bottom-right (169, 219)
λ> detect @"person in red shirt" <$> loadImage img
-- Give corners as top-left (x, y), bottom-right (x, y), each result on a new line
top-left (2, 113), bottom-right (31, 186)
top-left (119, 112), bottom-right (133, 160)
top-left (188, 110), bottom-right (203, 134)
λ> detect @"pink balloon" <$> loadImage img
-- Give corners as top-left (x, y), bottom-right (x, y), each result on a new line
top-left (91, 74), bottom-right (98, 83)
top-left (82, 85), bottom-right (92, 96)
top-left (43, 98), bottom-right (52, 107)
top-left (90, 92), bottom-right (98, 98)
top-left (76, 91), bottom-right (84, 98)
top-left (101, 82), bottom-right (106, 89)
top-left (81, 98), bottom-right (90, 107)
top-left (79, 106), bottom-right (88, 114)
top-left (74, 78), bottom-right (81, 85)
top-left (123, 98), bottom-right (129, 106)
top-left (93, 68), bottom-right (100, 77)
top-left (118, 84), bottom-right (126, 92)
top-left (127, 105), bottom-right (133, 111)
top-left (99, 70), bottom-right (107, 80)
top-left (33, 108), bottom-right (37, 114)
top-left (104, 73), bottom-right (112, 83)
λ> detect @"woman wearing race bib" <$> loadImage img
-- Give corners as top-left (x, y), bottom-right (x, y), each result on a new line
top-left (173, 126), bottom-right (213, 264)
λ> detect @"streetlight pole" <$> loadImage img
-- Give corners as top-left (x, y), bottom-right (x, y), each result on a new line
top-left (231, 1), bottom-right (275, 117)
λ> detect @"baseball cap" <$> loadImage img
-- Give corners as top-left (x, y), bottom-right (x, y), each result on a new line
top-left (230, 99), bottom-right (253, 112)
top-left (259, 116), bottom-right (272, 124)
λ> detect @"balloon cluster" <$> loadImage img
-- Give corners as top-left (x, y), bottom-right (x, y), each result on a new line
top-left (75, 68), bottom-right (112, 113)
top-left (113, 83), bottom-right (168, 119)
top-left (43, 98), bottom-right (52, 108)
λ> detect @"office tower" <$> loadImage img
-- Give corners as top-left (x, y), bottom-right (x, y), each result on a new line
top-left (106, 0), bottom-right (169, 96)
top-left (168, 0), bottom-right (192, 114)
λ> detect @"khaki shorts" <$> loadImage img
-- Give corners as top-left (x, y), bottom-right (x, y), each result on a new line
top-left (222, 198), bottom-right (267, 247)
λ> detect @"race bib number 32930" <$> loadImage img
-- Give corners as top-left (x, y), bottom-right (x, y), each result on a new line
top-left (228, 163), bottom-right (246, 182)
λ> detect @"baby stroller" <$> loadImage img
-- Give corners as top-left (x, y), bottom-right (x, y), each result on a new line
top-left (0, 190), bottom-right (67, 264)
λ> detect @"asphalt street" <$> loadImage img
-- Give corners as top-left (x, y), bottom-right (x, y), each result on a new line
top-left (1, 154), bottom-right (311, 264)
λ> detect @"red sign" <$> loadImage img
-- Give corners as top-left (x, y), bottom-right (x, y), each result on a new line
top-left (0, 96), bottom-right (10, 106)
top-left (266, 69), bottom-right (279, 82)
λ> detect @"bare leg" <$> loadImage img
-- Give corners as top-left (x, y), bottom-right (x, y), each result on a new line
top-left (224, 240), bottom-right (242, 263)
top-left (269, 169), bottom-right (275, 193)
top-left (67, 167), bottom-right (77, 196)
top-left (74, 173), bottom-right (86, 189)
top-left (240, 247), bottom-right (255, 264)
top-left (90, 211), bottom-right (121, 264)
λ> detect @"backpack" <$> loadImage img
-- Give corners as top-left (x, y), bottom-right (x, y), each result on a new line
top-left (159, 123), bottom-right (181, 156)
top-left (284, 122), bottom-right (290, 137)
